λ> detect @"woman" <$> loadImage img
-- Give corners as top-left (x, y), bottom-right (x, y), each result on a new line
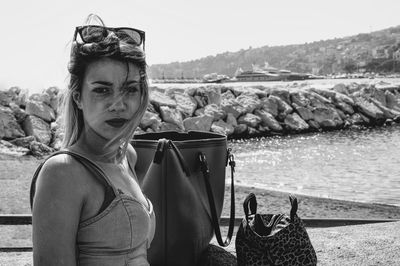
top-left (31, 14), bottom-right (154, 266)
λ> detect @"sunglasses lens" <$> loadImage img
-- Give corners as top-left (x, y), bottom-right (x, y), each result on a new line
top-left (116, 29), bottom-right (142, 45)
top-left (80, 26), bottom-right (107, 43)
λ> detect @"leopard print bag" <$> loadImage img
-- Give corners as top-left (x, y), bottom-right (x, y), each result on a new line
top-left (235, 193), bottom-right (317, 266)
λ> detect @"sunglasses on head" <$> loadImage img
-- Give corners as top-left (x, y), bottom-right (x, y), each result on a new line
top-left (74, 25), bottom-right (145, 51)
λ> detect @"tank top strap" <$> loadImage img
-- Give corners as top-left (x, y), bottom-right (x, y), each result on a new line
top-left (30, 150), bottom-right (117, 210)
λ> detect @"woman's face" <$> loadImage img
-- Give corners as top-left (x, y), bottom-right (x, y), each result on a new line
top-left (76, 57), bottom-right (141, 140)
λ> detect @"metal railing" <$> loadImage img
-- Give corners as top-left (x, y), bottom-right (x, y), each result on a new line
top-left (1, 214), bottom-right (398, 252)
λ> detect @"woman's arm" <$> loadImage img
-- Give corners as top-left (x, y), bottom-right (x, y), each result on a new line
top-left (32, 155), bottom-right (86, 266)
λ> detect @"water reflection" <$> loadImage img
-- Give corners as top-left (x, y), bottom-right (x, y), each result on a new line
top-left (230, 125), bottom-right (400, 206)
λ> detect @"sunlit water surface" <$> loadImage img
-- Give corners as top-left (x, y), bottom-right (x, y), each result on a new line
top-left (229, 125), bottom-right (400, 206)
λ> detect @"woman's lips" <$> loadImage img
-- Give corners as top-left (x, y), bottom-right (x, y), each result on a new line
top-left (105, 118), bottom-right (128, 128)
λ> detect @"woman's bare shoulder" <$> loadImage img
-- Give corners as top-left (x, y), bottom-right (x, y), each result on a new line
top-left (35, 153), bottom-right (89, 197)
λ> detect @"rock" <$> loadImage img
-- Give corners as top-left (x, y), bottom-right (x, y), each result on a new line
top-left (160, 122), bottom-right (183, 132)
top-left (171, 92), bottom-right (197, 118)
top-left (385, 91), bottom-right (400, 112)
top-left (22, 115), bottom-right (52, 145)
top-left (234, 124), bottom-right (248, 135)
top-left (247, 126), bottom-right (260, 137)
top-left (211, 120), bottom-right (234, 136)
top-left (370, 98), bottom-right (400, 119)
top-left (8, 102), bottom-right (28, 123)
top-left (8, 86), bottom-right (21, 95)
top-left (225, 113), bottom-right (238, 127)
top-left (353, 97), bottom-right (385, 121)
top-left (371, 88), bottom-right (387, 107)
top-left (254, 109), bottom-right (283, 132)
top-left (269, 95), bottom-right (293, 120)
top-left (0, 106), bottom-right (25, 139)
top-left (290, 91), bottom-right (311, 107)
top-left (25, 99), bottom-right (56, 122)
top-left (150, 90), bottom-right (177, 110)
top-left (260, 97), bottom-right (279, 117)
top-left (307, 120), bottom-right (321, 131)
top-left (183, 115), bottom-right (213, 131)
top-left (221, 89), bottom-right (236, 101)
top-left (312, 107), bottom-right (344, 129)
top-left (269, 88), bottom-right (291, 104)
top-left (204, 104), bottom-right (226, 121)
top-left (0, 89), bottom-right (16, 106)
top-left (9, 136), bottom-right (35, 149)
top-left (147, 103), bottom-right (157, 113)
top-left (235, 93), bottom-right (261, 113)
top-left (308, 87), bottom-right (337, 100)
top-left (196, 86), bottom-right (221, 105)
top-left (0, 140), bottom-right (30, 156)
top-left (293, 105), bottom-right (314, 121)
top-left (237, 113), bottom-right (261, 128)
top-left (140, 111), bottom-right (162, 131)
top-left (335, 101), bottom-right (355, 115)
top-left (332, 83), bottom-right (349, 95)
top-left (221, 98), bottom-right (246, 119)
top-left (348, 113), bottom-right (368, 125)
top-left (14, 89), bottom-right (28, 107)
top-left (194, 95), bottom-right (207, 108)
top-left (29, 141), bottom-right (54, 157)
top-left (284, 113), bottom-right (309, 132)
top-left (159, 106), bottom-right (184, 129)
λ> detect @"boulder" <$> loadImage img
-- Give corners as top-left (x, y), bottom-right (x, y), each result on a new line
top-left (9, 136), bottom-right (35, 149)
top-left (150, 90), bottom-right (177, 109)
top-left (348, 113), bottom-right (368, 125)
top-left (290, 91), bottom-right (311, 107)
top-left (211, 120), bottom-right (234, 136)
top-left (196, 86), bottom-right (221, 105)
top-left (370, 98), bottom-right (400, 119)
top-left (235, 93), bottom-right (261, 114)
top-left (225, 113), bottom-right (238, 128)
top-left (29, 141), bottom-right (54, 157)
top-left (171, 92), bottom-right (197, 118)
top-left (183, 115), bottom-right (213, 132)
top-left (312, 107), bottom-right (344, 129)
top-left (22, 115), bottom-right (52, 145)
top-left (204, 104), bottom-right (226, 121)
top-left (284, 113), bottom-right (309, 132)
top-left (260, 97), bottom-right (279, 117)
top-left (25, 99), bottom-right (56, 122)
top-left (237, 113), bottom-right (261, 128)
top-left (335, 101), bottom-right (355, 115)
top-left (0, 106), bottom-right (25, 139)
top-left (269, 95), bottom-right (293, 120)
top-left (14, 89), bottom-right (28, 107)
top-left (221, 89), bottom-right (236, 101)
top-left (0, 89), bottom-right (16, 106)
top-left (233, 124), bottom-right (248, 135)
top-left (194, 95), bottom-right (207, 108)
top-left (254, 109), bottom-right (283, 132)
top-left (269, 88), bottom-right (291, 104)
top-left (221, 98), bottom-right (246, 119)
top-left (385, 90), bottom-right (400, 112)
top-left (8, 102), bottom-right (28, 123)
top-left (140, 111), bottom-right (162, 131)
top-left (159, 106), bottom-right (184, 129)
top-left (332, 83), bottom-right (349, 95)
top-left (353, 97), bottom-right (385, 120)
top-left (160, 122), bottom-right (183, 132)
top-left (293, 105), bottom-right (314, 121)
top-left (0, 140), bottom-right (30, 157)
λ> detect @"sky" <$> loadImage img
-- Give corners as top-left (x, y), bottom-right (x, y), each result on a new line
top-left (1, 0), bottom-right (400, 92)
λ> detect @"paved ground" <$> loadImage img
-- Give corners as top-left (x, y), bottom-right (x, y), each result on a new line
top-left (2, 222), bottom-right (399, 265)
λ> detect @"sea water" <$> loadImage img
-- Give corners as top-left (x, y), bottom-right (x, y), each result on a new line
top-left (229, 125), bottom-right (400, 206)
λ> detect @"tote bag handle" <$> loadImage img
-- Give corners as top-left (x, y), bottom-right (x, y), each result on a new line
top-left (199, 150), bottom-right (235, 247)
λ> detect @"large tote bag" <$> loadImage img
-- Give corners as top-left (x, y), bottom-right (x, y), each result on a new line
top-left (131, 131), bottom-right (235, 266)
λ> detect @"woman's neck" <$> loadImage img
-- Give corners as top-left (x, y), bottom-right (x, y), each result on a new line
top-left (72, 126), bottom-right (124, 164)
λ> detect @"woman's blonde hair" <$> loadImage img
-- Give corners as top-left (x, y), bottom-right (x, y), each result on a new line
top-left (61, 14), bottom-right (149, 157)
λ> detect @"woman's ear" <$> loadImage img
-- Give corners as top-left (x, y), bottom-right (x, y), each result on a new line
top-left (72, 91), bottom-right (82, 109)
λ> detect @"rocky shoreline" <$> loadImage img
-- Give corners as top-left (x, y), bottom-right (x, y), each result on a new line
top-left (2, 80), bottom-right (400, 157)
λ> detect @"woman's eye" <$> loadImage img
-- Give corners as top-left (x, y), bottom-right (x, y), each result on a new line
top-left (93, 87), bottom-right (111, 94)
top-left (125, 86), bottom-right (140, 94)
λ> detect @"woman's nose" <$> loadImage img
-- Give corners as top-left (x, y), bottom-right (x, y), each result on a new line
top-left (108, 94), bottom-right (126, 112)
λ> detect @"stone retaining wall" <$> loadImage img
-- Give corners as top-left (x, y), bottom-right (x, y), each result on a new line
top-left (2, 81), bottom-right (400, 156)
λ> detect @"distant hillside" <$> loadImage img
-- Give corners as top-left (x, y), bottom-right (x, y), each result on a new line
top-left (149, 25), bottom-right (400, 79)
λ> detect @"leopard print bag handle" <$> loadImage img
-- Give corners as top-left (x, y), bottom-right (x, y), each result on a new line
top-left (236, 193), bottom-right (317, 266)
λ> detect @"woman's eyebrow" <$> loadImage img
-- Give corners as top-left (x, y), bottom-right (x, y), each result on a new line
top-left (125, 80), bottom-right (140, 85)
top-left (91, 81), bottom-right (113, 86)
